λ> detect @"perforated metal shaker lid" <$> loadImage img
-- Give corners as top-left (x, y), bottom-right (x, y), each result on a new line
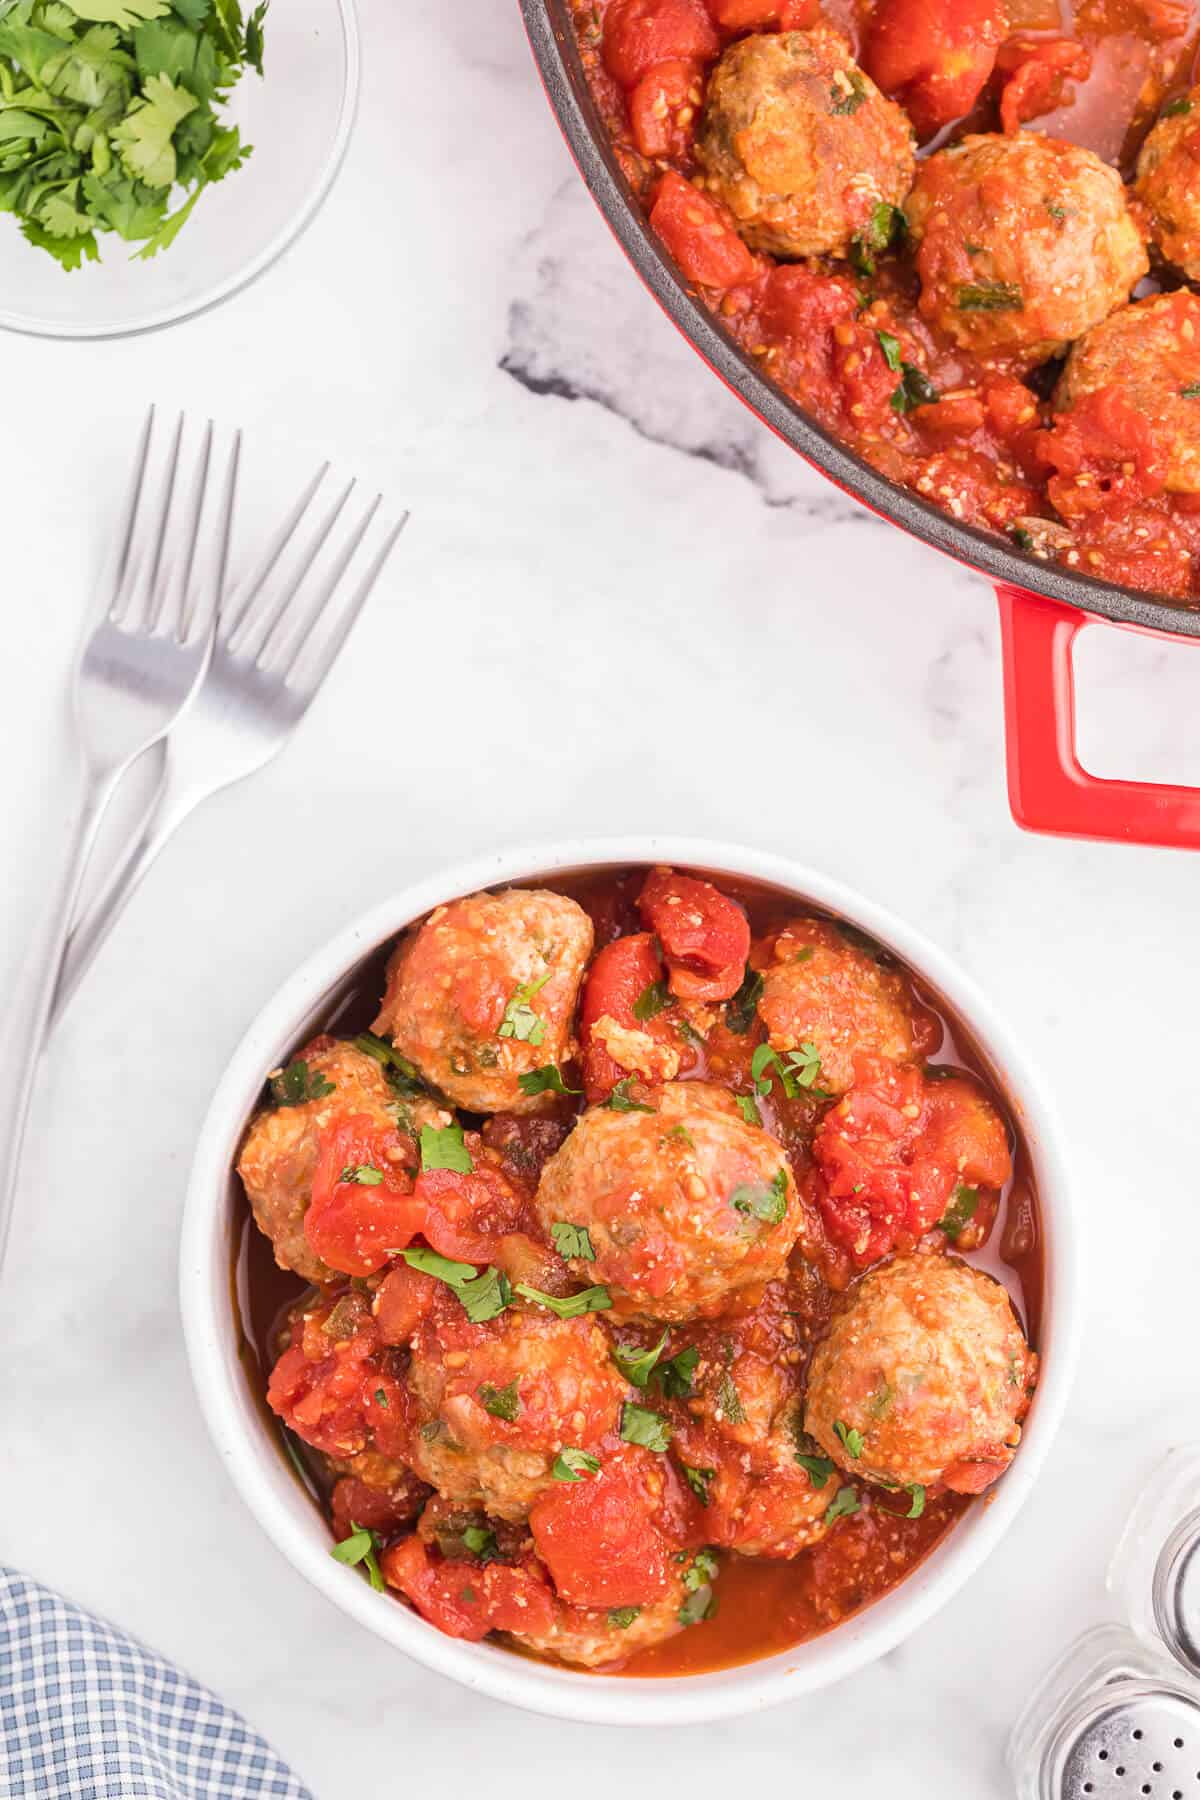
top-left (1154, 1511), bottom-right (1200, 1681)
top-left (1047, 1680), bottom-right (1200, 1800)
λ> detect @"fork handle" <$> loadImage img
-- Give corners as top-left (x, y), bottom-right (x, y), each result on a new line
top-left (50, 748), bottom-right (204, 1031)
top-left (0, 767), bottom-right (123, 1275)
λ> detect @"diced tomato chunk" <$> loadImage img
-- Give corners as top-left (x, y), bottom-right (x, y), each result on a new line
top-left (630, 59), bottom-right (703, 160)
top-left (381, 1538), bottom-right (557, 1641)
top-left (304, 1115), bottom-right (423, 1277)
top-left (529, 1446), bottom-right (684, 1609)
top-left (637, 868), bottom-right (750, 1001)
top-left (413, 1163), bottom-right (528, 1264)
top-left (1038, 386), bottom-right (1166, 522)
top-left (330, 1473), bottom-right (428, 1541)
top-left (997, 37), bottom-right (1091, 133)
top-left (649, 169), bottom-right (757, 289)
top-left (267, 1294), bottom-right (407, 1462)
top-left (760, 262), bottom-right (858, 343)
top-left (578, 931), bottom-right (679, 1101)
top-left (1070, 504), bottom-right (1193, 598)
top-left (812, 1054), bottom-right (1012, 1265)
top-left (863, 0), bottom-right (1005, 139)
top-left (603, 0), bottom-right (718, 88)
top-left (707, 0), bottom-right (817, 26)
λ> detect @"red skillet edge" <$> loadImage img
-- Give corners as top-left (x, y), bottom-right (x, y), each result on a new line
top-left (519, 0), bottom-right (1200, 850)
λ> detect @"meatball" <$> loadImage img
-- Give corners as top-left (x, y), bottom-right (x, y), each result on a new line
top-left (374, 889), bottom-right (594, 1114)
top-left (402, 1300), bottom-right (629, 1521)
top-left (237, 1038), bottom-right (440, 1283)
top-left (905, 132), bottom-right (1147, 367)
top-left (662, 1292), bottom-right (831, 1556)
top-left (695, 29), bottom-right (916, 259)
top-left (756, 918), bottom-right (921, 1098)
top-left (1055, 291), bottom-right (1200, 495)
top-left (534, 1081), bottom-right (802, 1322)
top-left (510, 1575), bottom-right (690, 1669)
top-left (805, 1255), bottom-right (1037, 1494)
top-left (1136, 89), bottom-right (1200, 283)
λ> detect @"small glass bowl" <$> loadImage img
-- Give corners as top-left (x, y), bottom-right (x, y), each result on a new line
top-left (0, 0), bottom-right (359, 339)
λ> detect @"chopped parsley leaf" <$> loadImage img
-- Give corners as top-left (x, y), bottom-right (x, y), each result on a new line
top-left (877, 329), bottom-right (903, 372)
top-left (685, 1549), bottom-right (719, 1591)
top-left (729, 1167), bottom-right (789, 1225)
top-left (751, 1041), bottom-right (828, 1100)
top-left (1164, 95), bottom-right (1193, 116)
top-left (1181, 382), bottom-right (1200, 398)
top-left (903, 1482), bottom-right (926, 1519)
top-left (553, 1446), bottom-right (602, 1481)
top-left (890, 363), bottom-right (940, 414)
top-left (330, 1522), bottom-right (385, 1592)
top-left (338, 1163), bottom-right (383, 1186)
top-left (608, 1605), bottom-right (641, 1628)
top-left (1044, 199), bottom-right (1067, 221)
top-left (518, 1064), bottom-right (581, 1098)
top-left (1011, 526), bottom-right (1035, 551)
top-left (270, 1059), bottom-right (335, 1106)
top-left (678, 1584), bottom-right (717, 1626)
top-left (498, 971), bottom-right (551, 1046)
top-left (796, 1451), bottom-right (836, 1489)
top-left (477, 1381), bottom-right (520, 1422)
top-left (829, 69), bottom-right (867, 115)
top-left (613, 1328), bottom-right (669, 1388)
top-left (619, 1401), bottom-right (672, 1452)
top-left (514, 1282), bottom-right (612, 1318)
top-left (655, 1344), bottom-right (700, 1399)
top-left (374, 1388), bottom-right (389, 1409)
top-left (683, 1464), bottom-right (716, 1505)
top-left (633, 978), bottom-right (672, 1021)
top-left (419, 1123), bottom-right (473, 1174)
top-left (725, 966), bottom-right (764, 1033)
top-left (399, 1248), bottom-right (512, 1323)
top-left (666, 1124), bottom-right (695, 1149)
top-left (833, 1419), bottom-right (864, 1458)
top-left (957, 280), bottom-right (1024, 312)
top-left (825, 1485), bottom-right (860, 1524)
top-left (716, 1370), bottom-right (745, 1424)
top-left (353, 1032), bottom-right (425, 1097)
top-left (850, 199), bottom-right (905, 275)
top-left (462, 1525), bottom-right (498, 1562)
top-left (605, 1078), bottom-right (655, 1114)
top-left (734, 1093), bottom-right (762, 1127)
top-left (551, 1221), bottom-right (596, 1262)
top-left (938, 1184), bottom-right (980, 1240)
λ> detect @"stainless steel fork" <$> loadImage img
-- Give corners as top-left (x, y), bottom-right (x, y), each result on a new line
top-left (49, 466), bottom-right (408, 1027)
top-left (0, 409), bottom-right (240, 1271)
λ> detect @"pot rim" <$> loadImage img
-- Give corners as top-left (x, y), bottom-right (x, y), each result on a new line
top-left (180, 835), bottom-right (1082, 1725)
top-left (518, 0), bottom-right (1200, 640)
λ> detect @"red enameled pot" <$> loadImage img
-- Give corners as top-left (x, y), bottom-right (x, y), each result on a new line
top-left (520, 0), bottom-right (1200, 850)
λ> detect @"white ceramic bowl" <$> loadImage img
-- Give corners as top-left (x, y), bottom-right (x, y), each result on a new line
top-left (180, 837), bottom-right (1081, 1726)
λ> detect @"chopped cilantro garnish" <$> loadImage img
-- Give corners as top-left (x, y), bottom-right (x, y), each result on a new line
top-left (1181, 382), bottom-right (1200, 398)
top-left (938, 1184), bottom-right (980, 1240)
top-left (796, 1451), bottom-right (836, 1489)
top-left (551, 1221), bottom-right (596, 1262)
top-left (828, 69), bottom-right (867, 114)
top-left (890, 363), bottom-right (940, 414)
top-left (1011, 526), bottom-right (1035, 551)
top-left (734, 1093), bottom-right (762, 1127)
top-left (419, 1123), bottom-right (473, 1174)
top-left (399, 1248), bottom-right (512, 1323)
top-left (716, 1370), bottom-right (744, 1424)
top-left (338, 1164), bottom-right (383, 1186)
top-left (498, 971), bottom-right (551, 1046)
top-left (877, 329), bottom-right (902, 371)
top-left (683, 1464), bottom-right (715, 1505)
top-left (850, 199), bottom-right (905, 275)
top-left (330, 1522), bottom-right (385, 1592)
top-left (666, 1124), bottom-right (694, 1149)
top-left (903, 1482), bottom-right (926, 1519)
top-left (553, 1446), bottom-right (602, 1481)
top-left (833, 1419), bottom-right (864, 1458)
top-left (957, 280), bottom-right (1023, 312)
top-left (477, 1381), bottom-right (520, 1422)
top-left (608, 1605), bottom-right (641, 1628)
top-left (1164, 95), bottom-right (1193, 116)
top-left (270, 1059), bottom-right (334, 1106)
top-left (825, 1485), bottom-right (860, 1524)
top-left (751, 1041), bottom-right (828, 1100)
top-left (605, 1078), bottom-right (655, 1114)
top-left (729, 1167), bottom-right (789, 1225)
top-left (655, 1344), bottom-right (700, 1399)
top-left (518, 1064), bottom-right (581, 1098)
top-left (725, 966), bottom-right (764, 1033)
top-left (612, 1328), bottom-right (669, 1388)
top-left (514, 1282), bottom-right (612, 1318)
top-left (619, 1401), bottom-right (672, 1452)
top-left (353, 1033), bottom-right (425, 1097)
top-left (1044, 199), bottom-right (1067, 220)
top-left (633, 978), bottom-right (672, 1021)
top-left (462, 1525), bottom-right (498, 1562)
top-left (685, 1548), bottom-right (719, 1591)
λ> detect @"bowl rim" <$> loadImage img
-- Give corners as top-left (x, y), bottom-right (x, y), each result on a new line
top-left (180, 835), bottom-right (1082, 1726)
top-left (0, 0), bottom-right (361, 342)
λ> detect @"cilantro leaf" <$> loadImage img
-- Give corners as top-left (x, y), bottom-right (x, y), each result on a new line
top-left (604, 1078), bottom-right (654, 1114)
top-left (330, 1522), bottom-right (385, 1593)
top-left (399, 1248), bottom-right (512, 1323)
top-left (518, 1064), bottom-right (581, 1098)
top-left (683, 1464), bottom-right (715, 1505)
top-left (514, 1282), bottom-right (612, 1319)
top-left (550, 1221), bottom-right (595, 1262)
top-left (552, 1446), bottom-right (601, 1482)
top-left (734, 1093), bottom-right (762, 1127)
top-left (750, 1041), bottom-right (828, 1100)
top-left (338, 1164), bottom-right (383, 1186)
top-left (612, 1328), bottom-right (669, 1388)
top-left (825, 1485), bottom-right (860, 1523)
top-left (269, 1059), bottom-right (335, 1106)
top-left (903, 1482), bottom-right (925, 1519)
top-left (476, 1381), bottom-right (520, 1422)
top-left (619, 1401), bottom-right (672, 1452)
top-left (608, 1605), bottom-right (640, 1628)
top-left (655, 1344), bottom-right (699, 1399)
top-left (833, 1419), bottom-right (864, 1459)
top-left (724, 967), bottom-right (762, 1034)
top-left (352, 1032), bottom-right (425, 1098)
top-left (498, 972), bottom-right (551, 1046)
top-left (419, 1123), bottom-right (473, 1174)
top-left (796, 1451), bottom-right (836, 1489)
top-left (957, 280), bottom-right (1024, 312)
top-left (71, 0), bottom-right (171, 28)
top-left (938, 1184), bottom-right (979, 1240)
top-left (715, 1370), bottom-right (744, 1424)
top-left (729, 1167), bottom-right (789, 1225)
top-left (633, 978), bottom-right (671, 1021)
top-left (111, 69), bottom-right (197, 186)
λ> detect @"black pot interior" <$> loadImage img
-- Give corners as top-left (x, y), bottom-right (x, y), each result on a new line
top-left (520, 0), bottom-right (1200, 640)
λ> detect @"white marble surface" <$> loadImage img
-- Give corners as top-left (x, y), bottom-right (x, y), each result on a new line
top-left (4, 3), bottom-right (1200, 1794)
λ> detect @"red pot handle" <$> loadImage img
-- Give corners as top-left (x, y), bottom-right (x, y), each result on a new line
top-left (997, 583), bottom-right (1200, 848)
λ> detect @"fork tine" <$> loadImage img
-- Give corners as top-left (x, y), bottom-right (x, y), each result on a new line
top-left (135, 412), bottom-right (185, 633)
top-left (222, 460), bottom-right (330, 648)
top-left (105, 407), bottom-right (155, 621)
top-left (185, 426), bottom-right (242, 644)
top-left (268, 491), bottom-right (381, 676)
top-left (288, 510), bottom-right (409, 696)
top-left (240, 477), bottom-right (358, 667)
top-left (160, 419), bottom-right (213, 642)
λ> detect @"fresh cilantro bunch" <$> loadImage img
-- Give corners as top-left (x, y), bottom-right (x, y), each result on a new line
top-left (0, 0), bottom-right (267, 268)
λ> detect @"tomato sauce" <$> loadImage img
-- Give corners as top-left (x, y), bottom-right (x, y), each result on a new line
top-left (233, 868), bottom-right (1042, 1676)
top-left (566, 0), bottom-right (1200, 602)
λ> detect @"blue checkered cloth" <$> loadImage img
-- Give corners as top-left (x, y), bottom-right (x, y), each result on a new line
top-left (0, 1570), bottom-right (313, 1799)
